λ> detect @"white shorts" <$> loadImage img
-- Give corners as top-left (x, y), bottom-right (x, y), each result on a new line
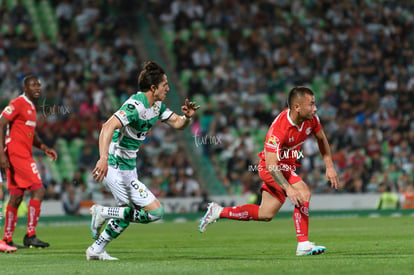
top-left (103, 165), bottom-right (156, 207)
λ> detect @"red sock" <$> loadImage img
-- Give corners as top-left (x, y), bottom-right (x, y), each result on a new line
top-left (3, 205), bottom-right (18, 242)
top-left (294, 202), bottom-right (309, 242)
top-left (27, 199), bottom-right (41, 237)
top-left (220, 204), bottom-right (259, 221)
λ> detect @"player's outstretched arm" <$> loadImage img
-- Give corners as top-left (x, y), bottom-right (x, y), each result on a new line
top-left (314, 129), bottom-right (339, 189)
top-left (165, 99), bottom-right (200, 130)
top-left (93, 115), bottom-right (122, 182)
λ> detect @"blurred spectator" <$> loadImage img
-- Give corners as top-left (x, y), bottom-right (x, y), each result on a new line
top-left (175, 168), bottom-right (201, 197)
top-left (79, 94), bottom-right (99, 118)
top-left (62, 113), bottom-right (82, 140)
top-left (79, 143), bottom-right (98, 171)
top-left (2, 0), bottom-right (414, 201)
top-left (149, 0), bottom-right (414, 196)
top-left (148, 175), bottom-right (167, 198)
top-left (11, 0), bottom-right (30, 25)
top-left (55, 0), bottom-right (73, 36)
top-left (402, 183), bottom-right (414, 210)
top-left (62, 185), bottom-right (81, 216)
top-left (1, 1), bottom-right (200, 203)
top-left (376, 183), bottom-right (400, 210)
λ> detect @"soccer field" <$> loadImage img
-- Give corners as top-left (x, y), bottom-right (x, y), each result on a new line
top-left (1, 215), bottom-right (414, 275)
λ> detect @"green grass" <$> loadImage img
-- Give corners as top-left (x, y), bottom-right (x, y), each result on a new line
top-left (1, 216), bottom-right (414, 274)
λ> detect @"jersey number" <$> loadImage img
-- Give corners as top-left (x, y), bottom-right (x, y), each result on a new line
top-left (131, 181), bottom-right (139, 190)
top-left (31, 163), bottom-right (39, 175)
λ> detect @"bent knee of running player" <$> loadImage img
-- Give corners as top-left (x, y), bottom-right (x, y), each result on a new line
top-left (126, 204), bottom-right (164, 224)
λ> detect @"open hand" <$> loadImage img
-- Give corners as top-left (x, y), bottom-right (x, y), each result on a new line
top-left (181, 98), bottom-right (200, 118)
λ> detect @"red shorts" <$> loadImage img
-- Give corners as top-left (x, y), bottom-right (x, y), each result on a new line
top-left (258, 160), bottom-right (302, 204)
top-left (6, 155), bottom-right (43, 195)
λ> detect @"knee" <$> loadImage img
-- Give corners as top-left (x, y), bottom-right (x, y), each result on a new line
top-left (258, 212), bottom-right (274, 222)
top-left (8, 195), bottom-right (23, 207)
top-left (304, 191), bottom-right (311, 202)
top-left (32, 188), bottom-right (45, 201)
top-left (148, 205), bottom-right (164, 222)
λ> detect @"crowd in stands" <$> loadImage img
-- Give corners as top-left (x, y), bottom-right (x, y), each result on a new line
top-left (0, 0), bottom-right (200, 210)
top-left (1, 0), bottom-right (414, 211)
top-left (149, 0), bottom-right (414, 197)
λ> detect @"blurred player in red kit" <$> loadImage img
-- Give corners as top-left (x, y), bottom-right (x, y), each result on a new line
top-left (0, 75), bottom-right (58, 249)
top-left (200, 86), bottom-right (339, 256)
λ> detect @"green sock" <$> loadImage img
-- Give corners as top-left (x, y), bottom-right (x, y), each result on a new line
top-left (124, 206), bottom-right (164, 224)
top-left (104, 218), bottom-right (130, 239)
top-left (92, 219), bottom-right (130, 254)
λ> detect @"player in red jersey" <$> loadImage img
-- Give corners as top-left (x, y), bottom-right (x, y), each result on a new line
top-left (199, 86), bottom-right (339, 256)
top-left (0, 75), bottom-right (58, 249)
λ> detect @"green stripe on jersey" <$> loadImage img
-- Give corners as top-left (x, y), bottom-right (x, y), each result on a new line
top-left (119, 135), bottom-right (141, 150)
top-left (108, 92), bottom-right (173, 170)
top-left (108, 155), bottom-right (137, 170)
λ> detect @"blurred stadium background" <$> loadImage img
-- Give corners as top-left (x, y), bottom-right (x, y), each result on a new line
top-left (1, 0), bottom-right (414, 216)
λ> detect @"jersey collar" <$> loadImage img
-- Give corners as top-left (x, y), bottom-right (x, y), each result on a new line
top-left (287, 109), bottom-right (304, 131)
top-left (21, 93), bottom-right (36, 109)
top-left (137, 91), bottom-right (151, 107)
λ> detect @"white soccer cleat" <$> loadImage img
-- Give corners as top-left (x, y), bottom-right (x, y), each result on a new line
top-left (199, 202), bottom-right (223, 233)
top-left (296, 241), bottom-right (326, 256)
top-left (90, 205), bottom-right (106, 240)
top-left (86, 246), bottom-right (118, 261)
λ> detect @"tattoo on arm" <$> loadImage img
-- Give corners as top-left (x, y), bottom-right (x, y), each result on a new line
top-left (270, 170), bottom-right (291, 191)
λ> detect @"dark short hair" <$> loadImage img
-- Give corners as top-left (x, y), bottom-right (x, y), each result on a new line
top-left (23, 75), bottom-right (38, 87)
top-left (138, 61), bottom-right (166, 92)
top-left (287, 86), bottom-right (314, 108)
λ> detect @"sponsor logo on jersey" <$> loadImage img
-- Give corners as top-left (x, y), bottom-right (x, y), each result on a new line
top-left (266, 135), bottom-right (279, 149)
top-left (138, 188), bottom-right (148, 198)
top-left (152, 104), bottom-right (161, 116)
top-left (118, 110), bottom-right (127, 119)
top-left (4, 105), bottom-right (13, 115)
top-left (25, 120), bottom-right (37, 127)
top-left (306, 127), bottom-right (312, 135)
top-left (126, 104), bottom-right (135, 112)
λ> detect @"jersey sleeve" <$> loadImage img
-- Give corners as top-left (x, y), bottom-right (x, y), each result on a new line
top-left (263, 125), bottom-right (285, 154)
top-left (1, 102), bottom-right (19, 121)
top-left (114, 101), bottom-right (138, 126)
top-left (159, 102), bottom-right (173, 121)
top-left (312, 115), bottom-right (322, 134)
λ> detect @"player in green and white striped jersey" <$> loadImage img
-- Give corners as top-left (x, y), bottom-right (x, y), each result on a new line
top-left (86, 61), bottom-right (200, 261)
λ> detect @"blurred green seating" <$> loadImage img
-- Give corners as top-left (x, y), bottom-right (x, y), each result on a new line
top-left (37, 0), bottom-right (58, 42)
top-left (69, 137), bottom-right (84, 163)
top-left (56, 138), bottom-right (74, 180)
top-left (106, 87), bottom-right (120, 109)
top-left (311, 76), bottom-right (329, 100)
top-left (161, 27), bottom-right (175, 53)
top-left (180, 69), bottom-right (192, 91)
